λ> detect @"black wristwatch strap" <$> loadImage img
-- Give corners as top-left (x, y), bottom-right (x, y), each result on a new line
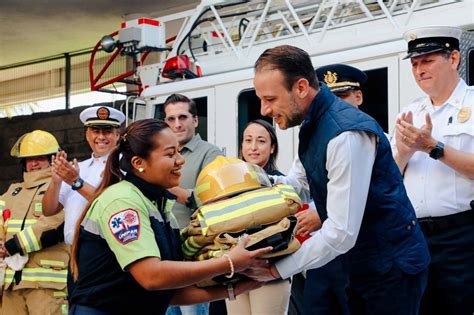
top-left (429, 141), bottom-right (445, 160)
top-left (71, 177), bottom-right (84, 191)
top-left (185, 191), bottom-right (197, 210)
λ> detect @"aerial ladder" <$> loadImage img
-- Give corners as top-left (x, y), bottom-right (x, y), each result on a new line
top-left (89, 0), bottom-right (467, 100)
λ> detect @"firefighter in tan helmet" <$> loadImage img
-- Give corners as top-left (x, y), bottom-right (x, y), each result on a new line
top-left (0, 130), bottom-right (69, 315)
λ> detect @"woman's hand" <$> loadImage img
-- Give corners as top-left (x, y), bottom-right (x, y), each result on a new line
top-left (226, 236), bottom-right (272, 273)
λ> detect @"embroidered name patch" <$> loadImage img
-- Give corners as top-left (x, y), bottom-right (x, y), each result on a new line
top-left (109, 209), bottom-right (140, 244)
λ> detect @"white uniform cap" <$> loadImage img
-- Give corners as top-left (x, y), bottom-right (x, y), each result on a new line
top-left (80, 106), bottom-right (125, 128)
top-left (403, 26), bottom-right (462, 59)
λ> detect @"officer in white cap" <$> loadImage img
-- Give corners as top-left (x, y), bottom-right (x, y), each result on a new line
top-left (42, 106), bottom-right (125, 245)
top-left (392, 26), bottom-right (474, 314)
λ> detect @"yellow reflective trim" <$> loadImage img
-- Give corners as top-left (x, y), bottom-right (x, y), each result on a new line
top-left (4, 269), bottom-right (15, 285)
top-left (204, 198), bottom-right (283, 226)
top-left (4, 268), bottom-right (67, 284)
top-left (26, 226), bottom-right (41, 252)
top-left (54, 291), bottom-right (67, 297)
top-left (187, 236), bottom-right (201, 250)
top-left (182, 241), bottom-right (198, 257)
top-left (200, 189), bottom-right (279, 214)
top-left (274, 184), bottom-right (301, 201)
top-left (19, 231), bottom-right (32, 253)
top-left (7, 227), bottom-right (21, 233)
top-left (208, 250), bottom-right (220, 258)
top-left (194, 182), bottom-right (210, 196)
top-left (6, 219), bottom-right (38, 234)
top-left (20, 268), bottom-right (67, 283)
top-left (7, 219), bottom-right (37, 225)
top-left (18, 226), bottom-right (42, 252)
top-left (40, 260), bottom-right (65, 268)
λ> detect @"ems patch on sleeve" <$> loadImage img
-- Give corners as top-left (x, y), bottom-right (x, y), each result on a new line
top-left (108, 209), bottom-right (140, 244)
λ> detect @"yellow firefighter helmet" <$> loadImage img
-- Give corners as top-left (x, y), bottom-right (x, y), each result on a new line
top-left (10, 130), bottom-right (60, 158)
top-left (195, 156), bottom-right (271, 206)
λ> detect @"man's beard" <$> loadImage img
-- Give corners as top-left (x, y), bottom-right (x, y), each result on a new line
top-left (283, 96), bottom-right (306, 129)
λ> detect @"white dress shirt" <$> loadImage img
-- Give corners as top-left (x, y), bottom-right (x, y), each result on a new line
top-left (59, 154), bottom-right (108, 244)
top-left (390, 79), bottom-right (474, 218)
top-left (276, 131), bottom-right (377, 279)
top-left (271, 156), bottom-right (312, 204)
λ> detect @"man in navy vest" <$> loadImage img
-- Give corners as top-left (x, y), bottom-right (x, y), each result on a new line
top-left (245, 45), bottom-right (430, 315)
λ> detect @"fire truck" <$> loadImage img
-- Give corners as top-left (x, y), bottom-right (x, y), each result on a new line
top-left (90, 0), bottom-right (474, 172)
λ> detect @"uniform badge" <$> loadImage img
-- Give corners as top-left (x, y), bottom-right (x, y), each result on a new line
top-left (12, 187), bottom-right (22, 196)
top-left (34, 202), bottom-right (43, 217)
top-left (457, 107), bottom-right (471, 123)
top-left (96, 107), bottom-right (110, 120)
top-left (109, 209), bottom-right (140, 244)
top-left (324, 71), bottom-right (338, 85)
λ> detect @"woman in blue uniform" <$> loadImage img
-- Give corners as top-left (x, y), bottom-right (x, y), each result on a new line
top-left (68, 119), bottom-right (271, 315)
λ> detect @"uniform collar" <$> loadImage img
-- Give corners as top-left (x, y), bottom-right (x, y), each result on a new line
top-left (303, 84), bottom-right (337, 126)
top-left (421, 79), bottom-right (466, 112)
top-left (124, 173), bottom-right (169, 209)
top-left (180, 134), bottom-right (201, 153)
top-left (443, 79), bottom-right (467, 110)
top-left (88, 153), bottom-right (109, 167)
top-left (23, 167), bottom-right (51, 188)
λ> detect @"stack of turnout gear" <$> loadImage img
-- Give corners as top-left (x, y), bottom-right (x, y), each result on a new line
top-left (181, 157), bottom-right (302, 285)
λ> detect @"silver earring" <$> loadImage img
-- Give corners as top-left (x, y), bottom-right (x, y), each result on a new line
top-left (138, 167), bottom-right (144, 173)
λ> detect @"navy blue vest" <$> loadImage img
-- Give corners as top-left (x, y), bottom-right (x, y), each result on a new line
top-left (299, 85), bottom-right (430, 275)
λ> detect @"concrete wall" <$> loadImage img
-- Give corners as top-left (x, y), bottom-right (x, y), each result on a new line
top-left (1, 106), bottom-right (92, 194)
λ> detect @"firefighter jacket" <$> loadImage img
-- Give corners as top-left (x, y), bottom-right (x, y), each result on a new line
top-left (0, 167), bottom-right (69, 292)
top-left (181, 184), bottom-right (302, 261)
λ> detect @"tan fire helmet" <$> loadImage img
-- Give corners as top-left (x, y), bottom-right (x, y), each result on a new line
top-left (194, 156), bottom-right (271, 207)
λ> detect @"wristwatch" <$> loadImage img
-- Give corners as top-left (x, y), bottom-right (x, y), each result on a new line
top-left (185, 191), bottom-right (197, 210)
top-left (429, 141), bottom-right (445, 160)
top-left (71, 177), bottom-right (84, 191)
top-left (227, 283), bottom-right (236, 301)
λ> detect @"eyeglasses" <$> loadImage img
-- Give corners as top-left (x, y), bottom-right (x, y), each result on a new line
top-left (165, 114), bottom-right (193, 124)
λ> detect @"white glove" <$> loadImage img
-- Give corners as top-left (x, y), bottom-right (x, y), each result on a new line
top-left (4, 253), bottom-right (28, 271)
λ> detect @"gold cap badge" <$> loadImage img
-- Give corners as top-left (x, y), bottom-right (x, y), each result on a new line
top-left (97, 107), bottom-right (110, 120)
top-left (324, 71), bottom-right (338, 85)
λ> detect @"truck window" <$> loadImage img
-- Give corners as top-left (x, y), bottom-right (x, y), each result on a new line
top-left (237, 89), bottom-right (273, 142)
top-left (154, 96), bottom-right (209, 141)
top-left (359, 67), bottom-right (389, 133)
